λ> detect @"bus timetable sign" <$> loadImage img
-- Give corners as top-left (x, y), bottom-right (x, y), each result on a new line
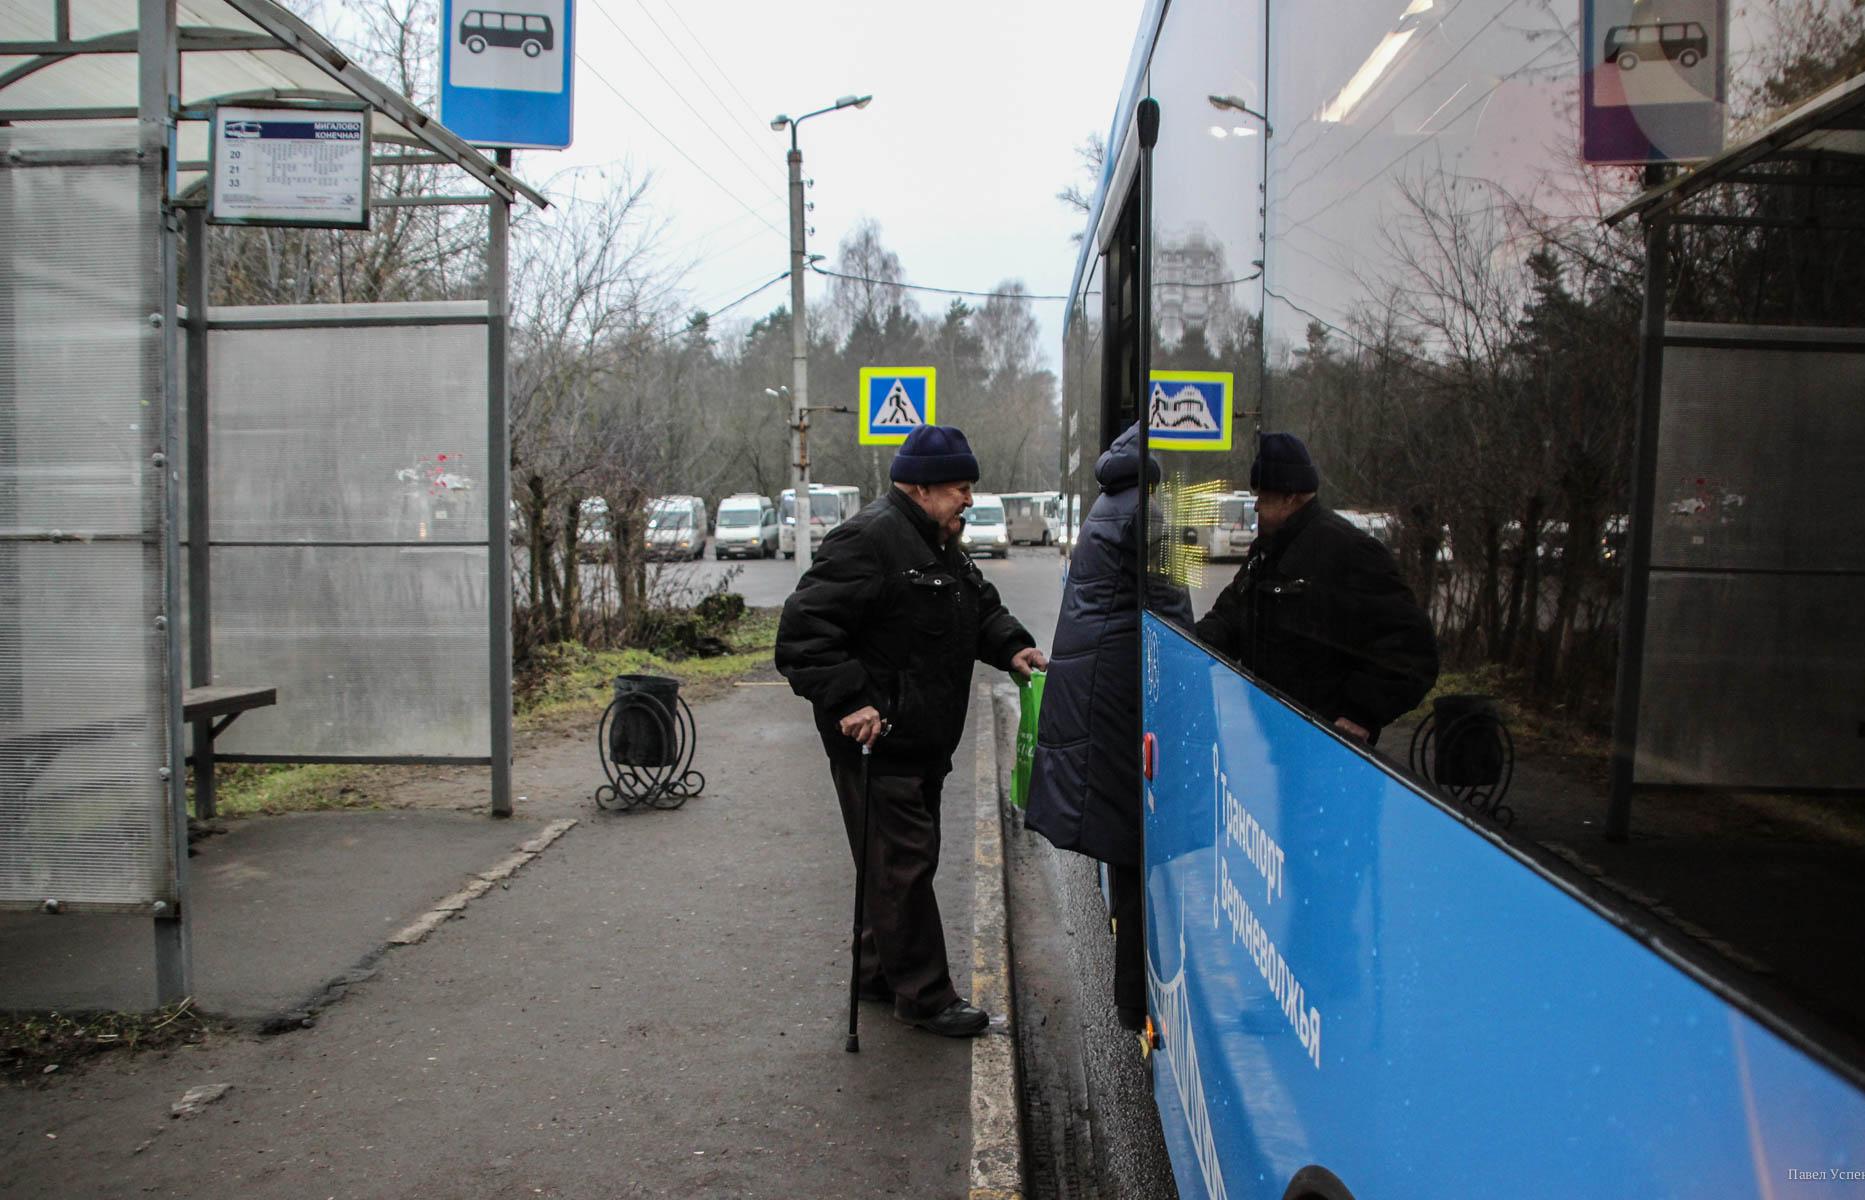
top-left (1583, 0), bottom-right (1727, 163)
top-left (209, 104), bottom-right (370, 229)
top-left (438, 0), bottom-right (575, 149)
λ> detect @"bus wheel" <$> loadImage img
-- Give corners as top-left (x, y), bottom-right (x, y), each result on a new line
top-left (523, 38), bottom-right (543, 56)
top-left (1282, 1166), bottom-right (1356, 1200)
top-left (1679, 49), bottom-right (1700, 67)
top-left (467, 34), bottom-right (487, 52)
top-left (1617, 51), bottom-right (1638, 69)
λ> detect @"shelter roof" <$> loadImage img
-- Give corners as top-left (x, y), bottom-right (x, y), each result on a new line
top-left (0, 0), bottom-right (546, 207)
top-left (1608, 71), bottom-right (1865, 226)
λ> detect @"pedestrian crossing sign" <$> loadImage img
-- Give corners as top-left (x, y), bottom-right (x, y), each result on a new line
top-left (1147, 370), bottom-right (1233, 452)
top-left (858, 367), bottom-right (937, 445)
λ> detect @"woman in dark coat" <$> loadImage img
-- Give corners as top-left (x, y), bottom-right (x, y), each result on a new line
top-left (1023, 423), bottom-right (1191, 1029)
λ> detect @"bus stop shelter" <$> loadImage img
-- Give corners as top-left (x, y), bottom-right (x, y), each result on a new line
top-left (0, 0), bottom-right (545, 1004)
top-left (1605, 72), bottom-right (1865, 838)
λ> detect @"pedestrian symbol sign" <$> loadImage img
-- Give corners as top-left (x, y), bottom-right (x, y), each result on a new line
top-left (1147, 371), bottom-right (1233, 452)
top-left (859, 367), bottom-right (937, 445)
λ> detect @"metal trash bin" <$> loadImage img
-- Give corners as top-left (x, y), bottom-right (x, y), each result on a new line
top-left (596, 674), bottom-right (704, 811)
top-left (1408, 692), bottom-right (1514, 826)
top-left (1430, 694), bottom-right (1505, 787)
top-left (610, 674), bottom-right (681, 767)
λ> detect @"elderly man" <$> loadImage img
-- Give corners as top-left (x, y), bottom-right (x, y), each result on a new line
top-left (1195, 432), bottom-right (1438, 745)
top-left (776, 425), bottom-right (1046, 1038)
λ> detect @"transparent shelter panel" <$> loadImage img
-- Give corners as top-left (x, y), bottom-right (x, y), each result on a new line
top-left (1141, 0), bottom-right (1266, 635)
top-left (0, 543), bottom-right (168, 908)
top-left (210, 545), bottom-right (491, 759)
top-left (0, 134), bottom-right (150, 538)
top-left (1637, 572), bottom-right (1865, 791)
top-left (0, 127), bottom-right (170, 910)
top-left (206, 306), bottom-right (489, 545)
top-left (1653, 330), bottom-right (1865, 573)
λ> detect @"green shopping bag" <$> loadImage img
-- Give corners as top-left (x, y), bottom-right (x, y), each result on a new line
top-left (1011, 669), bottom-right (1046, 810)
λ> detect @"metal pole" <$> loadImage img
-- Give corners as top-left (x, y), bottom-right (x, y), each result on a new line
top-left (185, 205), bottom-right (213, 819)
top-left (787, 141), bottom-right (812, 575)
top-left (143, 0), bottom-right (190, 1005)
top-left (1606, 179), bottom-right (1670, 843)
top-left (487, 148), bottom-right (514, 818)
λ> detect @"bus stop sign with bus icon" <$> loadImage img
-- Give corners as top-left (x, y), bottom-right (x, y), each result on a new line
top-left (438, 0), bottom-right (574, 148)
top-left (1583, 0), bottom-right (1726, 163)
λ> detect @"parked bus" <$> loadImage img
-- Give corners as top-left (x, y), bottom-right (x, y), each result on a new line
top-left (1061, 2), bottom-right (1865, 1196)
top-left (999, 491), bottom-right (1062, 545)
top-left (779, 485), bottom-right (861, 558)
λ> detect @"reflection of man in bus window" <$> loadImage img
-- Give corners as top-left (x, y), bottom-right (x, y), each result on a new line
top-left (1193, 433), bottom-right (1437, 746)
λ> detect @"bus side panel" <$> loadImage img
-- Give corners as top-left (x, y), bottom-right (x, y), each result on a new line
top-left (1141, 614), bottom-right (1865, 1200)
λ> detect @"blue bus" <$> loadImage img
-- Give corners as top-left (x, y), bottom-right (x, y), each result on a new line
top-left (1062, 1), bottom-right (1865, 1196)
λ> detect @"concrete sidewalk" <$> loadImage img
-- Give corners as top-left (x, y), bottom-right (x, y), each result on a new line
top-left (0, 673), bottom-right (1007, 1199)
top-left (0, 809), bottom-right (557, 1019)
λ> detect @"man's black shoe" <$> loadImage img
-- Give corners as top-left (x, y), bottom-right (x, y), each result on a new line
top-left (898, 999), bottom-right (990, 1038)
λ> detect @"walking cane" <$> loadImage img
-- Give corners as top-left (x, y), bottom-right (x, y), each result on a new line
top-left (845, 739), bottom-right (874, 1053)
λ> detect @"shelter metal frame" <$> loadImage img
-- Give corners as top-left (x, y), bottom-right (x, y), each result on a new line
top-left (0, 0), bottom-right (545, 1001)
top-left (1603, 71), bottom-right (1865, 841)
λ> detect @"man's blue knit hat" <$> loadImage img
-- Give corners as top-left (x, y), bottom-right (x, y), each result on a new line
top-left (889, 425), bottom-right (981, 484)
top-left (1250, 432), bottom-right (1320, 494)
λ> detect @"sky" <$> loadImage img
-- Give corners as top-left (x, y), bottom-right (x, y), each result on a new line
top-left (505, 0), bottom-right (1147, 371)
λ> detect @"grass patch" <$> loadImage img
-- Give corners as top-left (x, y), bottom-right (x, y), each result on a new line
top-left (1408, 662), bottom-right (1609, 761)
top-left (204, 761), bottom-right (377, 819)
top-left (1, 999), bottom-right (224, 1082)
top-left (517, 606), bottom-right (779, 726)
top-left (203, 608), bottom-right (780, 817)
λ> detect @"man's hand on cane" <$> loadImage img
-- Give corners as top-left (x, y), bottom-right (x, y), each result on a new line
top-left (1011, 646), bottom-right (1048, 681)
top-left (839, 706), bottom-right (889, 746)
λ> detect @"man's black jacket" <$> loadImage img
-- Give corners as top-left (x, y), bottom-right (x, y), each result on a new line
top-left (776, 488), bottom-right (1035, 775)
top-left (1193, 501), bottom-right (1438, 740)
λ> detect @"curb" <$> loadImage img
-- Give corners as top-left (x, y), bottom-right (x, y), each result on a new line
top-left (388, 817), bottom-right (578, 946)
top-left (970, 684), bottom-right (1025, 1199)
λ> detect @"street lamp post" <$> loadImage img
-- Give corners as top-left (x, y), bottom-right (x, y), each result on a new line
top-left (770, 93), bottom-right (871, 574)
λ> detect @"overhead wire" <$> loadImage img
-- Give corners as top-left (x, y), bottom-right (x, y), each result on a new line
top-left (655, 0), bottom-right (772, 145)
top-left (628, 0), bottom-right (786, 173)
top-left (582, 0), bottom-right (785, 203)
top-left (574, 52), bottom-right (789, 242)
top-left (1278, 38), bottom-right (1568, 237)
top-left (651, 269), bottom-right (792, 344)
top-left (1272, 0), bottom-right (1525, 209)
top-left (808, 263), bottom-right (1070, 301)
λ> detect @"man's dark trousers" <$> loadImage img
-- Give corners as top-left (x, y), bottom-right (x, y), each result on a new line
top-left (829, 758), bottom-right (960, 1021)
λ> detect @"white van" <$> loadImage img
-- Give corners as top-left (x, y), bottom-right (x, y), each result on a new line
top-left (962, 493), bottom-right (1011, 559)
top-left (644, 494), bottom-right (707, 561)
top-left (780, 485), bottom-right (862, 558)
top-left (713, 493), bottom-right (778, 560)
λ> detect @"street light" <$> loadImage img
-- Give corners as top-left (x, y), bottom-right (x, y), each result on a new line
top-left (770, 92), bottom-right (872, 574)
top-left (1208, 93), bottom-right (1273, 138)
